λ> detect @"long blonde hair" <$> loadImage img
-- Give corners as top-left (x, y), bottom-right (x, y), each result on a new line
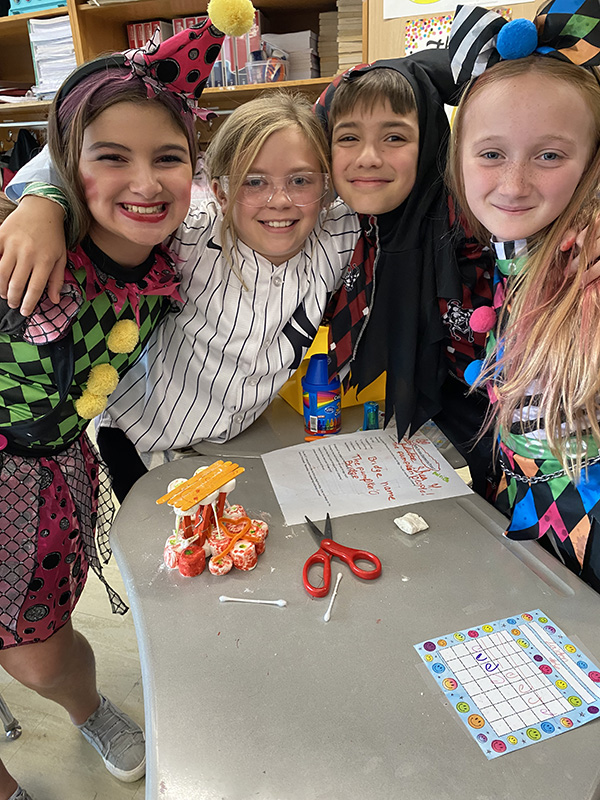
top-left (447, 56), bottom-right (600, 475)
top-left (204, 91), bottom-right (332, 261)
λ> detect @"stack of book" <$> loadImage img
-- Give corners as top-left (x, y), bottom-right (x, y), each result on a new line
top-left (172, 14), bottom-right (206, 33)
top-left (337, 0), bottom-right (363, 73)
top-left (28, 16), bottom-right (76, 99)
top-left (318, 10), bottom-right (338, 77)
top-left (127, 19), bottom-right (173, 49)
top-left (261, 30), bottom-right (318, 80)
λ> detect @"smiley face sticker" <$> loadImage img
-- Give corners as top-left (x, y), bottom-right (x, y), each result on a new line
top-left (453, 632), bottom-right (466, 642)
top-left (526, 728), bottom-right (541, 740)
top-left (456, 702), bottom-right (470, 714)
top-left (517, 638), bottom-right (529, 648)
top-left (560, 717), bottom-right (574, 728)
top-left (541, 722), bottom-right (555, 734)
top-left (442, 678), bottom-right (458, 691)
top-left (521, 613), bottom-right (533, 621)
top-left (564, 644), bottom-right (577, 654)
top-left (491, 739), bottom-right (507, 753)
top-left (468, 714), bottom-right (485, 729)
top-left (568, 696), bottom-right (582, 707)
top-left (482, 624), bottom-right (493, 633)
top-left (432, 662), bottom-right (445, 674)
top-left (556, 679), bottom-right (568, 690)
top-left (507, 735), bottom-right (518, 745)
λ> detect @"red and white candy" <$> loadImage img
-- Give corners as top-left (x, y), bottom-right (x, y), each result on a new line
top-left (231, 540), bottom-right (257, 571)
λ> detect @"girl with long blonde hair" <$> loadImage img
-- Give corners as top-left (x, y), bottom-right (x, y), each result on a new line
top-left (447, 3), bottom-right (600, 590)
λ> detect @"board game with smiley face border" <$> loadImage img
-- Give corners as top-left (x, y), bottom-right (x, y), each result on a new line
top-left (414, 610), bottom-right (600, 758)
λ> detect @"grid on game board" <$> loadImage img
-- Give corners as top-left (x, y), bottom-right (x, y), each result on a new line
top-left (440, 630), bottom-right (573, 736)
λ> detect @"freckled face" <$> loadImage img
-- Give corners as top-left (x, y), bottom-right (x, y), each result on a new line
top-left (78, 101), bottom-right (193, 266)
top-left (460, 72), bottom-right (596, 242)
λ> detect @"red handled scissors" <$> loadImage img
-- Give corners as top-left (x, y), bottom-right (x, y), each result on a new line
top-left (303, 514), bottom-right (382, 598)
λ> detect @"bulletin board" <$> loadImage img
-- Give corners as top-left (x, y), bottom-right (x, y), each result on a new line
top-left (366, 0), bottom-right (540, 60)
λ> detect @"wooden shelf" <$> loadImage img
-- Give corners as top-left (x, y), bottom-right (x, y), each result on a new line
top-left (0, 100), bottom-right (51, 124)
top-left (201, 76), bottom-right (332, 111)
top-left (74, 0), bottom-right (333, 16)
top-left (0, 7), bottom-right (69, 84)
top-left (0, 6), bottom-right (68, 29)
top-left (0, 76), bottom-right (332, 126)
top-left (0, 0), bottom-right (352, 129)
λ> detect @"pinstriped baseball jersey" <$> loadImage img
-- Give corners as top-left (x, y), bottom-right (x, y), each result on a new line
top-left (101, 198), bottom-right (360, 452)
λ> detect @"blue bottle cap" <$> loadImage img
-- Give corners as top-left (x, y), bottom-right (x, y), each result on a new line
top-left (303, 354), bottom-right (340, 390)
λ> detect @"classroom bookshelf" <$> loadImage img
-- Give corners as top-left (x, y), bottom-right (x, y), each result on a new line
top-left (0, 0), bottom-right (540, 141)
top-left (0, 0), bottom-right (369, 136)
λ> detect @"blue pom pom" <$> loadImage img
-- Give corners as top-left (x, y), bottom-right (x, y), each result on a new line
top-left (464, 359), bottom-right (485, 387)
top-left (497, 19), bottom-right (538, 60)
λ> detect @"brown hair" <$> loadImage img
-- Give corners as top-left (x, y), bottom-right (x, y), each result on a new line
top-left (48, 67), bottom-right (198, 248)
top-left (328, 68), bottom-right (417, 131)
top-left (447, 56), bottom-right (600, 475)
top-left (0, 193), bottom-right (17, 224)
top-left (204, 90), bottom-right (331, 261)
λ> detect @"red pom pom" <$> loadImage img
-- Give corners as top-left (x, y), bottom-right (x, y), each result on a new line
top-left (470, 306), bottom-right (496, 333)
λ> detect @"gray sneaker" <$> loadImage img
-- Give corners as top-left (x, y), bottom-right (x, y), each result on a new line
top-left (76, 693), bottom-right (146, 782)
top-left (9, 788), bottom-right (33, 800)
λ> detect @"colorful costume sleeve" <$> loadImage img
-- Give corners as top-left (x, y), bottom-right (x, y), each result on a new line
top-left (21, 181), bottom-right (69, 217)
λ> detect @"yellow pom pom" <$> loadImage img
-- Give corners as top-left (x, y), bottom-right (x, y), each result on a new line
top-left (208, 0), bottom-right (255, 37)
top-left (86, 363), bottom-right (119, 396)
top-left (75, 391), bottom-right (107, 420)
top-left (107, 319), bottom-right (139, 354)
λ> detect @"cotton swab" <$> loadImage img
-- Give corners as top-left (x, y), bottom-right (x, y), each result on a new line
top-left (323, 572), bottom-right (343, 622)
top-left (219, 595), bottom-right (287, 607)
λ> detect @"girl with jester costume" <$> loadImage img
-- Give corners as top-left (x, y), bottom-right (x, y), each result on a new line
top-left (0, 2), bottom-right (253, 796)
top-left (446, 1), bottom-right (600, 591)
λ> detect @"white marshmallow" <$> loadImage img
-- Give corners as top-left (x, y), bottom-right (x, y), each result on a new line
top-left (394, 513), bottom-right (429, 535)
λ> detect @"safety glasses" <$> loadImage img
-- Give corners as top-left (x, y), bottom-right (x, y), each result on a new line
top-left (219, 173), bottom-right (330, 207)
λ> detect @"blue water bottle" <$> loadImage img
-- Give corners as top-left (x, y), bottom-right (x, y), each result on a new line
top-left (301, 354), bottom-right (341, 436)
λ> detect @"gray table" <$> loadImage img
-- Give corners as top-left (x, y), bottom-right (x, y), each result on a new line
top-left (111, 411), bottom-right (600, 800)
top-left (193, 396), bottom-right (466, 469)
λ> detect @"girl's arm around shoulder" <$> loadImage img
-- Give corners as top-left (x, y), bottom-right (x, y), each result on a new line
top-left (0, 192), bottom-right (67, 316)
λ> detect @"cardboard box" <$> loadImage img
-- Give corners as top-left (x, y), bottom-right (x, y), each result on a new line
top-left (278, 327), bottom-right (386, 414)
